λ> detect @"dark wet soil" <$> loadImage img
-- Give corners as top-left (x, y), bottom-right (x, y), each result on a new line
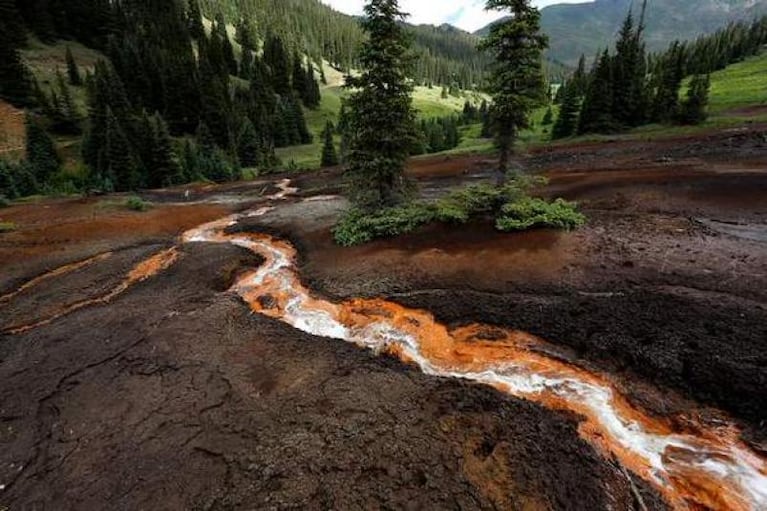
top-left (1, 125), bottom-right (766, 509)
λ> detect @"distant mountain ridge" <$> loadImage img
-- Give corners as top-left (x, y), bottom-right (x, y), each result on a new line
top-left (477, 0), bottom-right (767, 66)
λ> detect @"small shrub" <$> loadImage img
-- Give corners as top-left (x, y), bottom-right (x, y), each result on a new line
top-left (0, 221), bottom-right (17, 233)
top-left (333, 203), bottom-right (437, 246)
top-left (125, 196), bottom-right (151, 212)
top-left (496, 197), bottom-right (586, 232)
top-left (334, 175), bottom-right (585, 246)
top-left (0, 196), bottom-right (10, 208)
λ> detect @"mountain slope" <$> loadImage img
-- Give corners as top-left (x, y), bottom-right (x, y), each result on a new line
top-left (201, 0), bottom-right (487, 87)
top-left (478, 0), bottom-right (767, 66)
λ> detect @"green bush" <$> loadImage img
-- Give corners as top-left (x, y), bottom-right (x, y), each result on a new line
top-left (333, 203), bottom-right (437, 246)
top-left (0, 221), bottom-right (17, 233)
top-left (496, 197), bottom-right (586, 232)
top-left (125, 196), bottom-right (151, 212)
top-left (334, 176), bottom-right (585, 246)
top-left (0, 196), bottom-right (10, 208)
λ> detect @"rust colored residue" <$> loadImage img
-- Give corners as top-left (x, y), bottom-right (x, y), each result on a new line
top-left (0, 252), bottom-right (113, 304)
top-left (187, 214), bottom-right (767, 511)
top-left (5, 248), bottom-right (178, 335)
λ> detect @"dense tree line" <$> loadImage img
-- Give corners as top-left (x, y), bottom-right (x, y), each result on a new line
top-left (1, 0), bottom-right (325, 195)
top-left (200, 0), bottom-right (490, 88)
top-left (411, 116), bottom-right (462, 155)
top-left (552, 5), bottom-right (767, 139)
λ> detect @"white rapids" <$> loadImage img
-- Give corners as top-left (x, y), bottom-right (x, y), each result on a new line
top-left (181, 179), bottom-right (767, 511)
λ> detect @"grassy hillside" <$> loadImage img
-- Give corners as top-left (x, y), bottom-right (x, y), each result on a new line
top-left (424, 50), bottom-right (767, 157)
top-left (276, 69), bottom-right (488, 169)
top-left (704, 53), bottom-right (767, 112)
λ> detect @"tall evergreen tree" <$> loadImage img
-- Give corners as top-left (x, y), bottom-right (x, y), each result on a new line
top-left (542, 107), bottom-right (554, 126)
top-left (570, 55), bottom-right (589, 97)
top-left (320, 120), bottom-right (338, 167)
top-left (611, 3), bottom-right (648, 128)
top-left (0, 0), bottom-right (32, 107)
top-left (237, 118), bottom-right (261, 168)
top-left (148, 113), bottom-right (183, 188)
top-left (65, 46), bottom-right (82, 86)
top-left (105, 107), bottom-right (140, 191)
top-left (216, 15), bottom-right (238, 76)
top-left (304, 62), bottom-right (321, 108)
top-left (479, 0), bottom-right (548, 183)
top-left (187, 0), bottom-right (205, 40)
top-left (678, 74), bottom-right (711, 125)
top-left (552, 84), bottom-right (580, 139)
top-left (292, 52), bottom-right (307, 100)
top-left (240, 49), bottom-right (254, 80)
top-left (578, 50), bottom-right (616, 134)
top-left (52, 69), bottom-right (81, 134)
top-left (651, 41), bottom-right (686, 123)
top-left (25, 115), bottom-right (60, 184)
top-left (344, 0), bottom-right (416, 209)
top-left (264, 34), bottom-right (292, 95)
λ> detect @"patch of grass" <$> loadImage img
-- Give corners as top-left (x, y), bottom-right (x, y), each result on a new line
top-left (278, 84), bottom-right (489, 170)
top-left (334, 177), bottom-right (585, 246)
top-left (496, 197), bottom-right (585, 231)
top-left (0, 221), bottom-right (17, 233)
top-left (333, 202), bottom-right (437, 247)
top-left (125, 196), bottom-right (151, 212)
top-left (696, 53), bottom-right (767, 113)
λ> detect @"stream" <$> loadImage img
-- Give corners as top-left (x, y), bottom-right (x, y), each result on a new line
top-left (177, 179), bottom-right (767, 510)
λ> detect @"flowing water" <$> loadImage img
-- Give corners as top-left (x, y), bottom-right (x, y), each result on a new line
top-left (180, 180), bottom-right (767, 511)
top-left (5, 179), bottom-right (767, 509)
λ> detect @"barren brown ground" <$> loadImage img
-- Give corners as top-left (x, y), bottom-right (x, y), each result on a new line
top-left (1, 126), bottom-right (766, 510)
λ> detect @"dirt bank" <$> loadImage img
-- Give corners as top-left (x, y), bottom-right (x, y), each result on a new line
top-left (1, 125), bottom-right (766, 509)
top-left (0, 243), bottom-right (658, 510)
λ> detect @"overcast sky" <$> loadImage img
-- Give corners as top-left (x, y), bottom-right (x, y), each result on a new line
top-left (320, 1), bottom-right (592, 32)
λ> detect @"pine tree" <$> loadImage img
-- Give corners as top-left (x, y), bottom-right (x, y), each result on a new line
top-left (0, 0), bottom-right (32, 107)
top-left (65, 46), bottom-right (82, 86)
top-left (240, 49), bottom-right (254, 80)
top-left (479, 0), bottom-right (548, 183)
top-left (220, 25), bottom-right (238, 76)
top-left (195, 122), bottom-right (234, 183)
top-left (542, 107), bottom-right (553, 125)
top-left (25, 116), bottom-right (61, 184)
top-left (304, 62), bottom-right (321, 108)
top-left (264, 34), bottom-right (292, 95)
top-left (0, 159), bottom-right (20, 199)
top-left (198, 34), bottom-right (233, 149)
top-left (651, 42), bottom-right (686, 123)
top-left (289, 94), bottom-right (312, 144)
top-left (105, 107), bottom-right (140, 191)
top-left (149, 113), bottom-right (183, 188)
top-left (187, 0), bottom-right (205, 40)
top-left (611, 3), bottom-right (649, 128)
top-left (292, 52), bottom-right (307, 100)
top-left (678, 74), bottom-right (710, 125)
top-left (552, 84), bottom-right (580, 139)
top-left (181, 139), bottom-right (199, 181)
top-left (52, 70), bottom-right (81, 134)
top-left (344, 0), bottom-right (416, 210)
top-left (578, 50), bottom-right (616, 134)
top-left (237, 118), bottom-right (261, 168)
top-left (570, 55), bottom-right (589, 97)
top-left (0, 0), bottom-right (26, 47)
top-left (320, 120), bottom-right (338, 167)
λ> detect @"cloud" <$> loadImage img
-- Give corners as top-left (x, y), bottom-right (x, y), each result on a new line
top-left (320, 0), bottom-right (593, 32)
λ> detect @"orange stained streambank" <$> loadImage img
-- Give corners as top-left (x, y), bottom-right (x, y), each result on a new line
top-left (4, 248), bottom-right (178, 335)
top-left (224, 225), bottom-right (767, 511)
